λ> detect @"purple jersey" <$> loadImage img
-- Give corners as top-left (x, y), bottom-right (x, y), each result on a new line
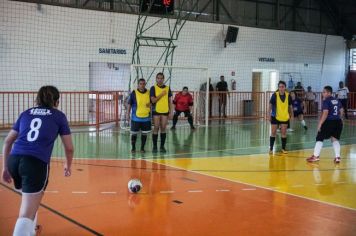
top-left (322, 96), bottom-right (342, 120)
top-left (292, 98), bottom-right (303, 113)
top-left (10, 107), bottom-right (71, 163)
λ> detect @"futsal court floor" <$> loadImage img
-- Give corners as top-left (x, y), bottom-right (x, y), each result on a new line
top-left (1, 118), bottom-right (356, 235)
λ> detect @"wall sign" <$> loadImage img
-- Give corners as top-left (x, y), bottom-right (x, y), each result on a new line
top-left (258, 57), bottom-right (275, 62)
top-left (99, 48), bottom-right (127, 55)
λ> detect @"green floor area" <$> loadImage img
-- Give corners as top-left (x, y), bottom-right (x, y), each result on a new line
top-left (1, 118), bottom-right (356, 160)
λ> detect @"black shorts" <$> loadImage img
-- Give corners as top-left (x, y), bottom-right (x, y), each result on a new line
top-left (152, 111), bottom-right (169, 116)
top-left (7, 155), bottom-right (49, 194)
top-left (131, 121), bottom-right (151, 134)
top-left (316, 119), bottom-right (343, 141)
top-left (175, 110), bottom-right (192, 117)
top-left (293, 111), bottom-right (303, 117)
top-left (271, 116), bottom-right (289, 125)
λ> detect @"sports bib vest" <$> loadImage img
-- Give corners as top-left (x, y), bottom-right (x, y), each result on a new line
top-left (135, 89), bottom-right (150, 118)
top-left (276, 91), bottom-right (290, 122)
top-left (154, 85), bottom-right (169, 113)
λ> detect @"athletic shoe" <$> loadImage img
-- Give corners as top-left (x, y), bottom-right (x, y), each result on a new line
top-left (140, 149), bottom-right (145, 154)
top-left (191, 126), bottom-right (196, 130)
top-left (152, 147), bottom-right (158, 153)
top-left (160, 147), bottom-right (167, 153)
top-left (304, 126), bottom-right (308, 131)
top-left (131, 148), bottom-right (136, 153)
top-left (171, 126), bottom-right (176, 130)
top-left (334, 157), bottom-right (341, 164)
top-left (281, 149), bottom-right (288, 154)
top-left (269, 149), bottom-right (273, 155)
top-left (306, 155), bottom-right (320, 162)
top-left (287, 128), bottom-right (294, 132)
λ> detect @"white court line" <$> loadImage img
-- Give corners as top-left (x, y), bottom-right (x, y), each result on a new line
top-left (146, 160), bottom-right (356, 212)
top-left (160, 191), bottom-right (175, 194)
top-left (72, 191), bottom-right (88, 194)
top-left (49, 143), bottom-right (356, 161)
top-left (45, 190), bottom-right (59, 193)
top-left (314, 183), bottom-right (326, 186)
top-left (292, 185), bottom-right (304, 188)
top-left (101, 191), bottom-right (117, 194)
top-left (336, 181), bottom-right (346, 184)
top-left (188, 190), bottom-right (203, 193)
top-left (216, 189), bottom-right (230, 192)
top-left (242, 188), bottom-right (256, 191)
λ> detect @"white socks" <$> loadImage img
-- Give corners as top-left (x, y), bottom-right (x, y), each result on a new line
top-left (332, 140), bottom-right (341, 158)
top-left (301, 120), bottom-right (306, 127)
top-left (13, 217), bottom-right (33, 236)
top-left (313, 141), bottom-right (323, 157)
top-left (313, 140), bottom-right (341, 158)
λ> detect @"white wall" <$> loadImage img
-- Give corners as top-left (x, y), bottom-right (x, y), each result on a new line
top-left (0, 0), bottom-right (346, 92)
top-left (89, 62), bottom-right (130, 91)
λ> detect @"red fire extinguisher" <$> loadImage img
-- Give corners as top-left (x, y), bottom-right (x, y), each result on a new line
top-left (231, 79), bottom-right (236, 91)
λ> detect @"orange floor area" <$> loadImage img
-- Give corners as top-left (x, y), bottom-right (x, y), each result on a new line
top-left (1, 159), bottom-right (356, 236)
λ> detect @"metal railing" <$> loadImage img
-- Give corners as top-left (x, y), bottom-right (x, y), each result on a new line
top-left (1, 91), bottom-right (355, 130)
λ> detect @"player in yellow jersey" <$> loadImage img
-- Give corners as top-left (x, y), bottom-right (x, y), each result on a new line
top-left (127, 78), bottom-right (151, 153)
top-left (268, 81), bottom-right (294, 154)
top-left (150, 73), bottom-right (173, 153)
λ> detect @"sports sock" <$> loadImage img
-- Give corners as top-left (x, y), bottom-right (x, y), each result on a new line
top-left (269, 136), bottom-right (276, 150)
top-left (13, 217), bottom-right (33, 236)
top-left (152, 134), bottom-right (158, 148)
top-left (131, 134), bottom-right (137, 149)
top-left (313, 141), bottom-right (323, 157)
top-left (160, 133), bottom-right (166, 148)
top-left (141, 135), bottom-right (147, 150)
top-left (332, 140), bottom-right (341, 157)
top-left (281, 137), bottom-right (287, 150)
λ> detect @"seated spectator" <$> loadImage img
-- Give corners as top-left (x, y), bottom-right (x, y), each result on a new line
top-left (294, 82), bottom-right (305, 98)
top-left (336, 81), bottom-right (349, 119)
top-left (305, 86), bottom-right (317, 114)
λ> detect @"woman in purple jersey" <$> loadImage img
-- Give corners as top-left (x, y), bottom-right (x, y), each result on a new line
top-left (1, 86), bottom-right (74, 236)
top-left (307, 86), bottom-right (344, 164)
top-left (290, 91), bottom-right (308, 130)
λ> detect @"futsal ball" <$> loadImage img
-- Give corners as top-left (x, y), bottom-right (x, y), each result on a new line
top-left (128, 179), bottom-right (142, 193)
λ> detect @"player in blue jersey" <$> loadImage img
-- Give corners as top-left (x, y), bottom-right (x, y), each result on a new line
top-left (1, 86), bottom-right (74, 236)
top-left (290, 91), bottom-right (308, 130)
top-left (127, 78), bottom-right (151, 153)
top-left (307, 86), bottom-right (344, 163)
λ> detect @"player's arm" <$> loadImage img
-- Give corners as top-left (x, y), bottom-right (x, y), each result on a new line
top-left (172, 94), bottom-right (177, 110)
top-left (189, 94), bottom-right (194, 112)
top-left (126, 103), bottom-right (132, 120)
top-left (288, 95), bottom-right (293, 120)
top-left (268, 103), bottom-right (272, 121)
top-left (289, 105), bottom-right (294, 121)
top-left (1, 130), bottom-right (18, 183)
top-left (317, 110), bottom-right (329, 132)
top-left (126, 92), bottom-right (134, 119)
top-left (168, 89), bottom-right (173, 117)
top-left (340, 107), bottom-right (345, 119)
top-left (151, 90), bottom-right (167, 104)
top-left (60, 134), bottom-right (74, 177)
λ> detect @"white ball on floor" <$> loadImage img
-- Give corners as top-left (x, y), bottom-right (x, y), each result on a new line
top-left (128, 179), bottom-right (143, 193)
